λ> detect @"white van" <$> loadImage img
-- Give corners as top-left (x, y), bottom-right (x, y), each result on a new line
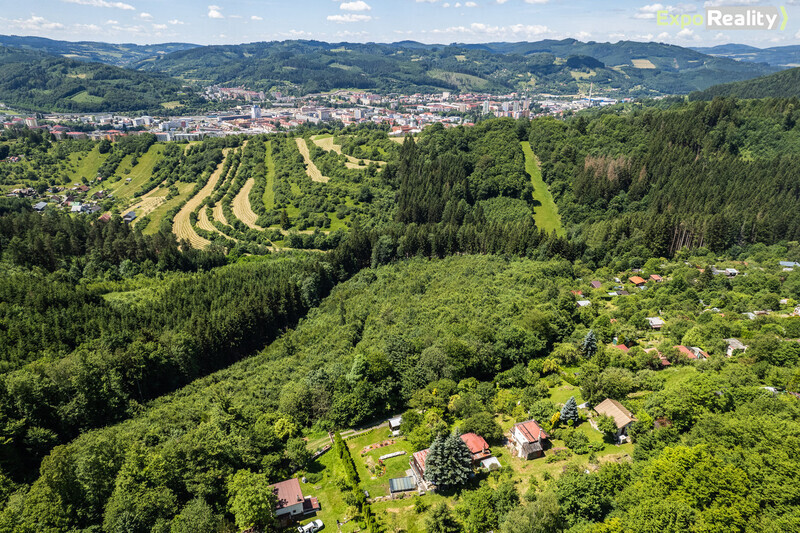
top-left (297, 519), bottom-right (324, 533)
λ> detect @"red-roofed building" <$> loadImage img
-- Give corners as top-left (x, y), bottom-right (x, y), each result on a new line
top-left (270, 478), bottom-right (305, 518)
top-left (460, 432), bottom-right (491, 463)
top-left (629, 276), bottom-right (646, 286)
top-left (650, 274), bottom-right (663, 282)
top-left (612, 344), bottom-right (629, 352)
top-left (675, 345), bottom-right (708, 360)
top-left (410, 448), bottom-right (429, 484)
top-left (510, 419), bottom-right (549, 460)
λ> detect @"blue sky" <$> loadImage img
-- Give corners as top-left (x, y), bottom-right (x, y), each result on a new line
top-left (2, 0), bottom-right (799, 47)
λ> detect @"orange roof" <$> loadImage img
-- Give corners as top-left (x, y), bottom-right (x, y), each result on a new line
top-left (629, 276), bottom-right (646, 285)
top-left (513, 419), bottom-right (548, 443)
top-left (612, 344), bottom-right (629, 352)
top-left (270, 478), bottom-right (304, 510)
top-left (650, 274), bottom-right (663, 281)
top-left (412, 449), bottom-right (429, 471)
top-left (460, 432), bottom-right (489, 454)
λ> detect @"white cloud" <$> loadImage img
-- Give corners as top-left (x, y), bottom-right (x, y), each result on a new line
top-left (429, 21), bottom-right (550, 40)
top-left (340, 0), bottom-right (371, 11)
top-left (657, 31), bottom-right (670, 39)
top-left (251, 15), bottom-right (263, 20)
top-left (524, 0), bottom-right (549, 4)
top-left (443, 2), bottom-right (451, 6)
top-left (416, 0), bottom-right (439, 3)
top-left (465, 1), bottom-right (478, 6)
top-left (208, 5), bottom-right (224, 18)
top-left (152, 23), bottom-right (167, 30)
top-left (106, 19), bottom-right (119, 24)
top-left (676, 27), bottom-right (699, 39)
top-left (496, 0), bottom-right (509, 3)
top-left (634, 4), bottom-right (665, 19)
top-left (573, 31), bottom-right (591, 40)
top-left (327, 13), bottom-right (372, 22)
top-left (62, 0), bottom-right (135, 10)
top-left (168, 19), bottom-right (184, 25)
top-left (608, 32), bottom-right (626, 40)
top-left (455, 2), bottom-right (462, 6)
top-left (139, 12), bottom-right (153, 19)
top-left (796, 29), bottom-right (800, 38)
top-left (4, 15), bottom-right (65, 31)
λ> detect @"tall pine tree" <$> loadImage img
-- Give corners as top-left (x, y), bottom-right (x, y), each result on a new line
top-left (424, 434), bottom-right (473, 487)
top-left (582, 329), bottom-right (598, 359)
top-left (560, 396), bottom-right (579, 426)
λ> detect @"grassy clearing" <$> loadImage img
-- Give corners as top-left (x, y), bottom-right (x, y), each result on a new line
top-left (263, 140), bottom-right (275, 210)
top-left (521, 141), bottom-right (565, 237)
top-left (66, 146), bottom-right (109, 183)
top-left (631, 59), bottom-right (656, 69)
top-left (104, 144), bottom-right (166, 202)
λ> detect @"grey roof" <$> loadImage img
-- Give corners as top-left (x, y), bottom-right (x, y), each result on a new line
top-left (389, 476), bottom-right (416, 493)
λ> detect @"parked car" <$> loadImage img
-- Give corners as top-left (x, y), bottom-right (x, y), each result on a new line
top-left (298, 519), bottom-right (324, 533)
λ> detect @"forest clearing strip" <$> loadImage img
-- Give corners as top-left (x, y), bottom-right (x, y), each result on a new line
top-left (172, 148), bottom-right (231, 249)
top-left (232, 179), bottom-right (262, 229)
top-left (263, 140), bottom-right (275, 209)
top-left (521, 141), bottom-right (565, 237)
top-left (296, 137), bottom-right (329, 183)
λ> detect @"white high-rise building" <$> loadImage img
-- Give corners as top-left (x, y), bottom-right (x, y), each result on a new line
top-left (251, 105), bottom-right (262, 119)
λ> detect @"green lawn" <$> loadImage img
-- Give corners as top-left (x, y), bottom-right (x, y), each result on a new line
top-left (66, 146), bottom-right (109, 183)
top-left (521, 141), bottom-right (565, 237)
top-left (104, 144), bottom-right (165, 202)
top-left (263, 140), bottom-right (276, 210)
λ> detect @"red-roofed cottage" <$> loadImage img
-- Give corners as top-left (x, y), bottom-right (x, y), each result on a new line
top-left (509, 419), bottom-right (549, 460)
top-left (460, 432), bottom-right (491, 463)
top-left (269, 478), bottom-right (320, 519)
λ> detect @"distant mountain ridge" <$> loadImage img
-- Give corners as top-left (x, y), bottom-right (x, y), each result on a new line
top-left (692, 43), bottom-right (800, 67)
top-left (0, 34), bottom-right (199, 67)
top-left (133, 38), bottom-right (779, 97)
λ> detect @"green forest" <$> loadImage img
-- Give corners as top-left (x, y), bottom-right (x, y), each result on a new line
top-left (1, 96), bottom-right (800, 532)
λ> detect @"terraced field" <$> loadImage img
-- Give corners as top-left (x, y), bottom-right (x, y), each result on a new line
top-left (311, 135), bottom-right (386, 169)
top-left (295, 138), bottom-right (328, 183)
top-left (232, 179), bottom-right (261, 229)
top-left (105, 144), bottom-right (165, 201)
top-left (172, 149), bottom-right (231, 248)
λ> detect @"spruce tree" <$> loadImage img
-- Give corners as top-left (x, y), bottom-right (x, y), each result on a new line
top-left (560, 396), bottom-right (579, 426)
top-left (424, 433), bottom-right (473, 487)
top-left (582, 329), bottom-right (598, 359)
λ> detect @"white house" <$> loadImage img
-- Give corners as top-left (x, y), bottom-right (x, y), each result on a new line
top-left (509, 419), bottom-right (549, 460)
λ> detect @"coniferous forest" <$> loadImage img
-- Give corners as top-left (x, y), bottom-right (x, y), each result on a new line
top-left (1, 97), bottom-right (800, 533)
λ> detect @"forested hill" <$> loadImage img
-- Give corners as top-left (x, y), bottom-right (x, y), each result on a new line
top-left (0, 35), bottom-right (198, 66)
top-left (690, 67), bottom-right (800, 100)
top-left (527, 97), bottom-right (800, 258)
top-left (135, 39), bottom-right (778, 96)
top-left (0, 46), bottom-right (199, 113)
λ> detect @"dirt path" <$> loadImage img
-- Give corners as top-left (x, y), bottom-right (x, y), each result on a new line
top-left (172, 148), bottom-right (230, 249)
top-left (232, 178), bottom-right (262, 229)
top-left (295, 137), bottom-right (328, 183)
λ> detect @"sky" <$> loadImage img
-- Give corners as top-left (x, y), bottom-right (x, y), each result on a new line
top-left (2, 0), bottom-right (799, 48)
